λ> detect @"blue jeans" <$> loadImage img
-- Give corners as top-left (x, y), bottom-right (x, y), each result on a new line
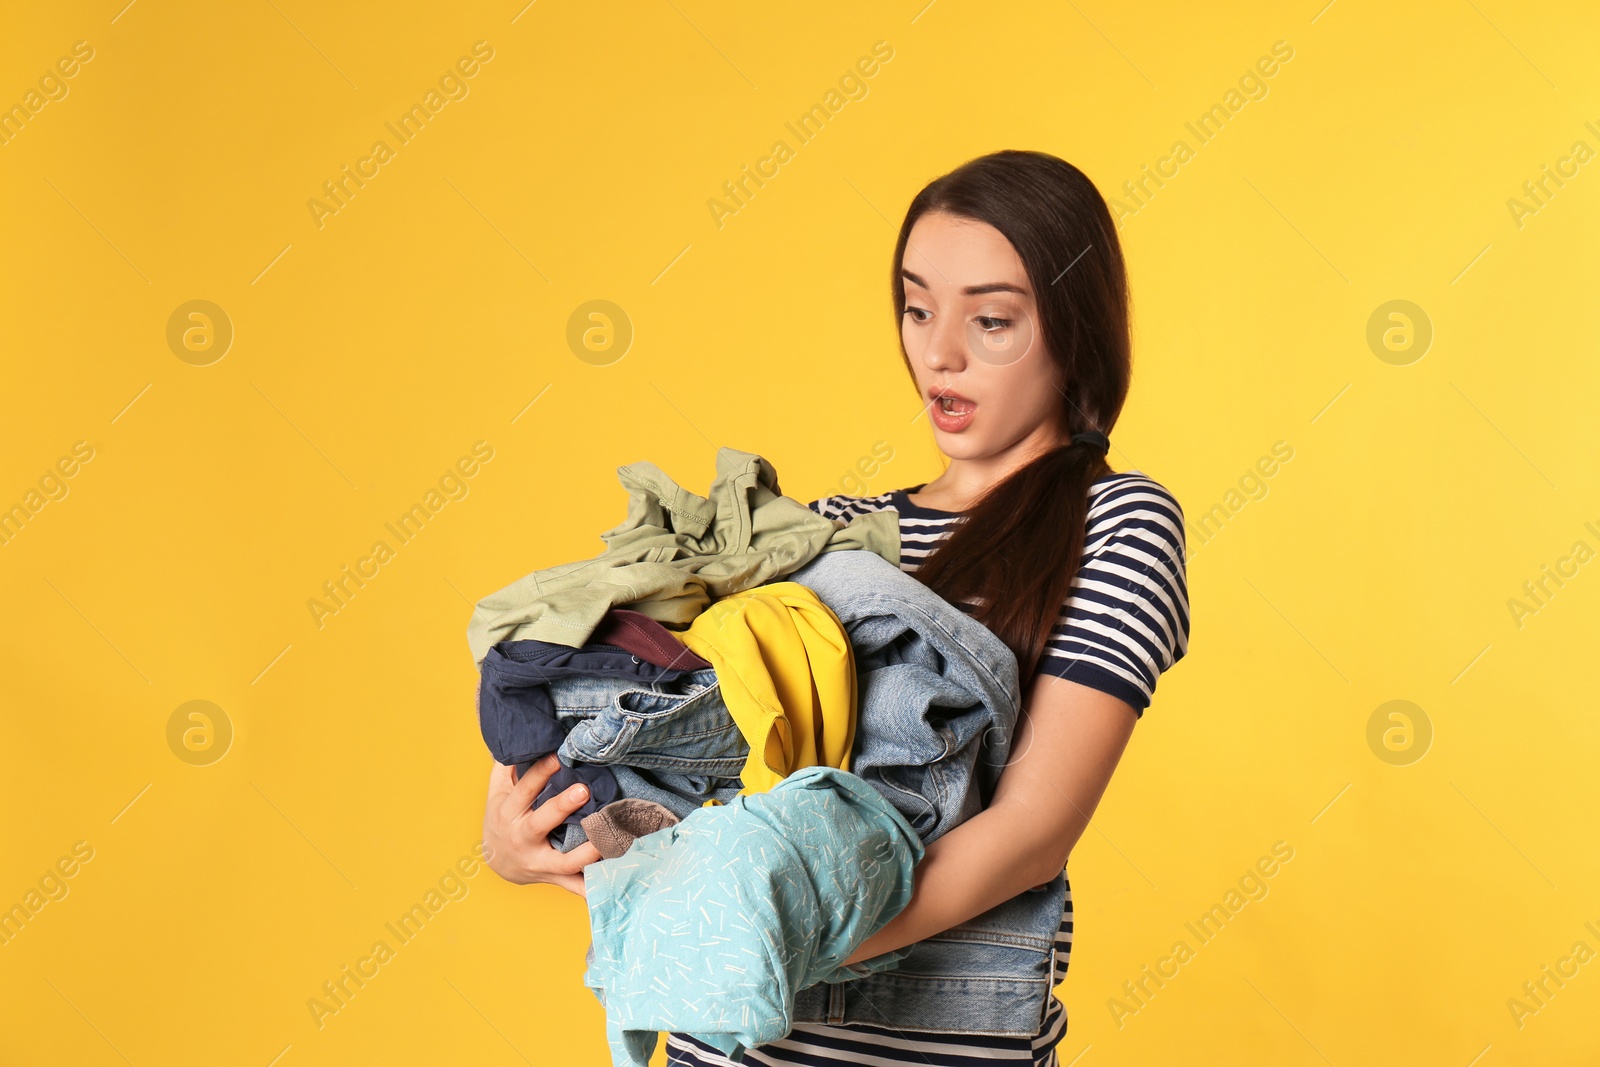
top-left (784, 546), bottom-right (1021, 845)
top-left (478, 639), bottom-right (717, 829)
top-left (543, 667), bottom-right (750, 853)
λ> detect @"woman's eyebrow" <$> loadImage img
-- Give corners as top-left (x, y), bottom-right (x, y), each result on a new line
top-left (902, 269), bottom-right (1027, 296)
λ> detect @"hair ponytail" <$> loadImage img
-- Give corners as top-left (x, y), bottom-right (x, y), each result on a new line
top-left (891, 150), bottom-right (1132, 680)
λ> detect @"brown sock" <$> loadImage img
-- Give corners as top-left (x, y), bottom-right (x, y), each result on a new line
top-left (580, 799), bottom-right (682, 859)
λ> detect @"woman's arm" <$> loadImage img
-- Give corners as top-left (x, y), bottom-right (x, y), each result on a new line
top-left (842, 672), bottom-right (1138, 967)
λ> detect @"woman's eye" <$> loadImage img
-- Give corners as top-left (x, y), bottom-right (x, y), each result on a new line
top-left (976, 316), bottom-right (1012, 331)
top-left (903, 306), bottom-right (930, 322)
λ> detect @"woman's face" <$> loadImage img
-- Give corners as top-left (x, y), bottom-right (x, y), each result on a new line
top-left (900, 211), bottom-right (1067, 463)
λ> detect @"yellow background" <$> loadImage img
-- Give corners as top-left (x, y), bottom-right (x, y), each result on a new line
top-left (3, 1), bottom-right (1597, 1063)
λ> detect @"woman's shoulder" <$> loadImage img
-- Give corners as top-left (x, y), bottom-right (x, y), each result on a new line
top-left (1085, 469), bottom-right (1186, 556)
top-left (1046, 469), bottom-right (1190, 711)
top-left (1088, 468), bottom-right (1182, 514)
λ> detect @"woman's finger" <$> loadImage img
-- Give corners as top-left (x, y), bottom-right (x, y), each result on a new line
top-left (499, 754), bottom-right (560, 819)
top-left (545, 870), bottom-right (588, 898)
top-left (521, 774), bottom-right (594, 837)
top-left (552, 840), bottom-right (605, 875)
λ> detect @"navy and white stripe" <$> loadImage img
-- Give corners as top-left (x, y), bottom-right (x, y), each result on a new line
top-left (663, 471), bottom-right (1189, 1067)
top-left (811, 472), bottom-right (1189, 717)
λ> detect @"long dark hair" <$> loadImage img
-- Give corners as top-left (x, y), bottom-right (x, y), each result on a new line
top-left (892, 150), bottom-right (1132, 681)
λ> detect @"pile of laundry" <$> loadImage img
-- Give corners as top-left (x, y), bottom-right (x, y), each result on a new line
top-left (466, 447), bottom-right (1025, 1066)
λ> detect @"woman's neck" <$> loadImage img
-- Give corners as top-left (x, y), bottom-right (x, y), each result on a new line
top-left (911, 424), bottom-right (1069, 512)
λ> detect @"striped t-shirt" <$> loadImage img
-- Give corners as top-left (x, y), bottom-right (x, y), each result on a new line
top-left (665, 471), bottom-right (1190, 1067)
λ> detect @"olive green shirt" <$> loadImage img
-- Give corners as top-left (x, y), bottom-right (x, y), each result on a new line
top-left (466, 447), bottom-right (899, 664)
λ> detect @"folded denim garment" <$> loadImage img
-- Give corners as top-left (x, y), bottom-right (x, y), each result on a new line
top-left (464, 447), bottom-right (900, 663)
top-left (785, 546), bottom-right (1022, 845)
top-left (543, 667), bottom-right (750, 854)
top-left (476, 637), bottom-right (710, 825)
top-left (677, 580), bottom-right (856, 795)
top-left (583, 765), bottom-right (924, 1067)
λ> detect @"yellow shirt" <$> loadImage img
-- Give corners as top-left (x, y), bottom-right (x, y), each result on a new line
top-left (679, 581), bottom-right (855, 795)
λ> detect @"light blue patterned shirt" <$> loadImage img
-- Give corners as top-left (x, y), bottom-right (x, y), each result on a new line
top-left (582, 765), bottom-right (925, 1065)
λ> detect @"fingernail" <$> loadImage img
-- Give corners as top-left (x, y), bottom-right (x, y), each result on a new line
top-left (568, 784), bottom-right (588, 801)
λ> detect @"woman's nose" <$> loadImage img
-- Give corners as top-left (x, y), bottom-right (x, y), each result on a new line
top-left (919, 318), bottom-right (967, 373)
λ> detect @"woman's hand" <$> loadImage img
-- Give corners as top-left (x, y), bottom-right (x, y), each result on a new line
top-left (482, 754), bottom-right (605, 896)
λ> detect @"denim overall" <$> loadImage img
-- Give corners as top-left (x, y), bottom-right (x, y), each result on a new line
top-left (787, 869), bottom-right (1068, 1036)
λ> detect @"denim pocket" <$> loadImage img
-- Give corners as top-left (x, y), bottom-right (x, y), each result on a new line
top-left (559, 670), bottom-right (749, 780)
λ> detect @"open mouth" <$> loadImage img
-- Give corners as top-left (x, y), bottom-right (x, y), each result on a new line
top-left (929, 389), bottom-right (977, 431)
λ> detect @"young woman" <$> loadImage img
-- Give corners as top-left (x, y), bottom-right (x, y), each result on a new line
top-left (482, 150), bottom-right (1190, 1065)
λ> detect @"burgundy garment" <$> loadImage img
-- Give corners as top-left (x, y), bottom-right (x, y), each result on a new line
top-left (590, 608), bottom-right (711, 672)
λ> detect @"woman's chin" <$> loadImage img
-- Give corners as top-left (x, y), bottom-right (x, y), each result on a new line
top-left (931, 432), bottom-right (990, 459)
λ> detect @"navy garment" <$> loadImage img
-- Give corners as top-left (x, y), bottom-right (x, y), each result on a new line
top-left (477, 639), bottom-right (711, 824)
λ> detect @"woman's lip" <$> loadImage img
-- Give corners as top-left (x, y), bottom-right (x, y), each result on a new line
top-left (930, 395), bottom-right (976, 433)
top-left (930, 388), bottom-right (976, 405)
